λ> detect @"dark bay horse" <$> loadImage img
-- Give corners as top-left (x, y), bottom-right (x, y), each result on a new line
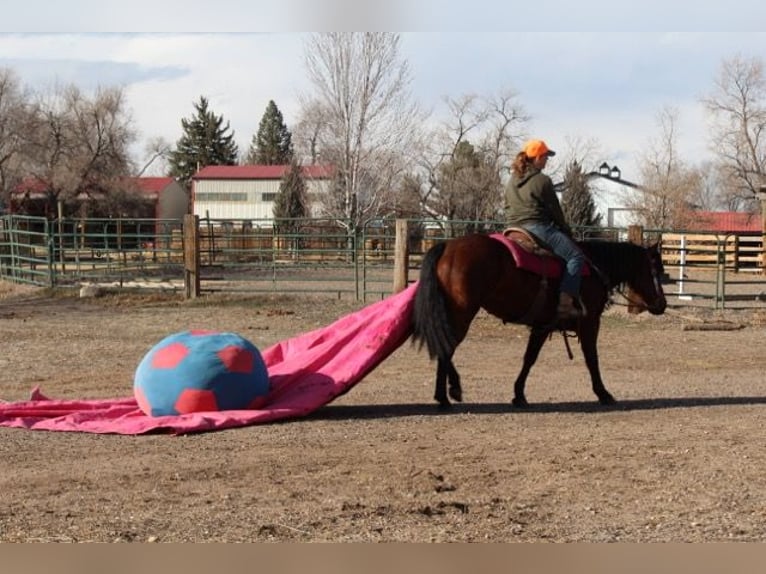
top-left (411, 233), bottom-right (667, 408)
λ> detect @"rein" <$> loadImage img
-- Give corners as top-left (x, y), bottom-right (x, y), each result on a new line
top-left (598, 247), bottom-right (665, 313)
top-left (544, 242), bottom-right (665, 360)
top-left (609, 288), bottom-right (650, 311)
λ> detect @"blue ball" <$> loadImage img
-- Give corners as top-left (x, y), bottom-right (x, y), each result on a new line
top-left (134, 330), bottom-right (270, 417)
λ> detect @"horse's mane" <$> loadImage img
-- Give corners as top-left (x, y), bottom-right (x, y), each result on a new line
top-left (577, 239), bottom-right (647, 292)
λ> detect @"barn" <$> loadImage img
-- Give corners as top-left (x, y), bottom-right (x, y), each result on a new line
top-left (685, 211), bottom-right (762, 233)
top-left (191, 164), bottom-right (334, 222)
top-left (584, 163), bottom-right (642, 228)
top-left (8, 176), bottom-right (188, 220)
top-left (552, 162), bottom-right (642, 228)
top-left (130, 177), bottom-right (189, 220)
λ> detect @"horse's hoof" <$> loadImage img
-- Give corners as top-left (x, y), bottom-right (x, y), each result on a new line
top-left (448, 388), bottom-right (463, 403)
top-left (511, 397), bottom-right (529, 408)
top-left (598, 394), bottom-right (617, 406)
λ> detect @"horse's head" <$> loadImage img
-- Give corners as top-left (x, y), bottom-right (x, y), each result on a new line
top-left (629, 242), bottom-right (667, 315)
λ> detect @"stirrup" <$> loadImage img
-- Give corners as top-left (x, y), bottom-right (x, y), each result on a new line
top-left (557, 304), bottom-right (583, 320)
top-left (557, 297), bottom-right (586, 320)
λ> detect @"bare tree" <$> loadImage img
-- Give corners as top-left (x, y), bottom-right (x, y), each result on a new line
top-left (300, 33), bottom-right (422, 229)
top-left (629, 106), bottom-right (702, 229)
top-left (136, 136), bottom-right (173, 177)
top-left (693, 160), bottom-right (735, 211)
top-left (479, 89), bottom-right (529, 180)
top-left (418, 89), bottom-right (528, 224)
top-left (0, 68), bottom-right (34, 211)
top-left (293, 99), bottom-right (325, 166)
top-left (703, 55), bottom-right (766, 212)
top-left (555, 135), bottom-right (603, 178)
top-left (23, 83), bottom-right (136, 216)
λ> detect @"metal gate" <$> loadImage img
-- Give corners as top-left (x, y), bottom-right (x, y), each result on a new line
top-left (0, 215), bottom-right (52, 286)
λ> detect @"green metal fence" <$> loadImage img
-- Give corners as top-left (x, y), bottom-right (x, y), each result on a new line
top-left (0, 215), bottom-right (52, 286)
top-left (197, 217), bottom-right (371, 299)
top-left (1, 215), bottom-right (185, 290)
top-left (1, 214), bottom-right (764, 308)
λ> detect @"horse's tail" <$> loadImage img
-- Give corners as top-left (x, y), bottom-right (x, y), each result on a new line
top-left (412, 241), bottom-right (458, 361)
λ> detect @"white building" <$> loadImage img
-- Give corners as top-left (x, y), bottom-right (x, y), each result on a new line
top-left (583, 163), bottom-right (642, 228)
top-left (191, 164), bottom-right (334, 222)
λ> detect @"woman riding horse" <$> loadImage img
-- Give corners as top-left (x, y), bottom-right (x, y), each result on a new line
top-left (505, 139), bottom-right (585, 320)
top-left (411, 223), bottom-right (667, 410)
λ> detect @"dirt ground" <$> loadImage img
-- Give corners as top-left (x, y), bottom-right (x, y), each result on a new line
top-left (1, 280), bottom-right (766, 543)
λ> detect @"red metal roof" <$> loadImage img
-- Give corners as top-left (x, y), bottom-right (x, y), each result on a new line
top-left (689, 211), bottom-right (762, 233)
top-left (12, 177), bottom-right (48, 197)
top-left (131, 177), bottom-right (175, 195)
top-left (12, 176), bottom-right (176, 198)
top-left (193, 164), bottom-right (334, 180)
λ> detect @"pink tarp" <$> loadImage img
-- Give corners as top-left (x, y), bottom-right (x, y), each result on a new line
top-left (0, 283), bottom-right (418, 435)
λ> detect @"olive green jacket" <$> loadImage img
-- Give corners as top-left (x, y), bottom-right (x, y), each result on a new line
top-left (504, 168), bottom-right (571, 234)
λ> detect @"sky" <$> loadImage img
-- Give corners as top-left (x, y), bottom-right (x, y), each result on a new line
top-left (2, 2), bottom-right (766, 181)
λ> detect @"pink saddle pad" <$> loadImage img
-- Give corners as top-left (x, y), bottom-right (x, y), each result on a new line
top-left (489, 233), bottom-right (589, 277)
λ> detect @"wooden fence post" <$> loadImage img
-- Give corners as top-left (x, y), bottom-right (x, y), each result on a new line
top-left (760, 186), bottom-right (766, 274)
top-left (392, 219), bottom-right (409, 293)
top-left (627, 224), bottom-right (644, 314)
top-left (183, 214), bottom-right (200, 299)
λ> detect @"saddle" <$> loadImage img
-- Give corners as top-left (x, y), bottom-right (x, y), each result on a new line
top-left (490, 227), bottom-right (590, 278)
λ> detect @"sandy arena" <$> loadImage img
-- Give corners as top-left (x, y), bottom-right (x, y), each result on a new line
top-left (1, 281), bottom-right (765, 542)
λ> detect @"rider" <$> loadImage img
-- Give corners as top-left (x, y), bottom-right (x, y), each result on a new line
top-left (504, 139), bottom-right (585, 320)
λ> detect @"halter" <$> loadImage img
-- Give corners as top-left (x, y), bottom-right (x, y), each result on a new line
top-left (610, 246), bottom-right (666, 313)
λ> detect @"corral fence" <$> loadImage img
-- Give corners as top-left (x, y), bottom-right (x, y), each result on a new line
top-left (0, 214), bottom-right (184, 290)
top-left (1, 214), bottom-right (764, 309)
top-left (661, 231), bottom-right (765, 309)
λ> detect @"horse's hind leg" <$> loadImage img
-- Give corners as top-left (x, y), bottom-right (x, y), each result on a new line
top-left (434, 358), bottom-right (462, 408)
top-left (511, 328), bottom-right (550, 408)
top-left (434, 359), bottom-right (450, 408)
top-left (447, 361), bottom-right (462, 403)
top-left (578, 318), bottom-right (615, 405)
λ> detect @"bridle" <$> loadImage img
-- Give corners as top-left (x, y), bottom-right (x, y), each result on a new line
top-left (556, 243), bottom-right (666, 360)
top-left (611, 246), bottom-right (666, 313)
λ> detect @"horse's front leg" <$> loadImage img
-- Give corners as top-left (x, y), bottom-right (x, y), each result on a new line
top-left (578, 317), bottom-right (615, 405)
top-left (512, 328), bottom-right (550, 407)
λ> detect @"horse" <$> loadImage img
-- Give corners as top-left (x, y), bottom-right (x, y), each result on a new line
top-left (411, 231), bottom-right (667, 408)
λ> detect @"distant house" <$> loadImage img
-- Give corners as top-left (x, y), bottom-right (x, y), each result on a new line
top-left (191, 164), bottom-right (334, 222)
top-left (554, 162), bottom-right (642, 228)
top-left (583, 163), bottom-right (642, 228)
top-left (128, 177), bottom-right (189, 220)
top-left (685, 211), bottom-right (762, 234)
top-left (7, 177), bottom-right (52, 217)
top-left (8, 176), bottom-right (188, 220)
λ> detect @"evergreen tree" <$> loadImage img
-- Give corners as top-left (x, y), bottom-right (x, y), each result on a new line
top-left (561, 160), bottom-right (602, 230)
top-left (247, 100), bottom-right (293, 165)
top-left (168, 96), bottom-right (239, 187)
top-left (273, 161), bottom-right (308, 228)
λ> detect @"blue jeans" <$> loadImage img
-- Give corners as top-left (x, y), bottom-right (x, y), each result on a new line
top-left (522, 222), bottom-right (585, 297)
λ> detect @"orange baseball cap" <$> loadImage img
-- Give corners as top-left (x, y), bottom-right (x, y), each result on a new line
top-left (523, 139), bottom-right (556, 158)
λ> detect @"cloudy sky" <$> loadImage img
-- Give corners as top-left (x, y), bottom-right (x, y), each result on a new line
top-left (2, 2), bottom-right (766, 179)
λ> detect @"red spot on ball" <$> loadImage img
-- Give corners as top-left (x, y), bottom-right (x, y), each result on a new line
top-left (134, 386), bottom-right (152, 416)
top-left (175, 388), bottom-right (219, 414)
top-left (151, 342), bottom-right (189, 369)
top-left (189, 329), bottom-right (219, 336)
top-left (217, 345), bottom-right (254, 374)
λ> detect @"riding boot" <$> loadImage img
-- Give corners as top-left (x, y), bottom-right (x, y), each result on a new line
top-left (557, 292), bottom-right (583, 320)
